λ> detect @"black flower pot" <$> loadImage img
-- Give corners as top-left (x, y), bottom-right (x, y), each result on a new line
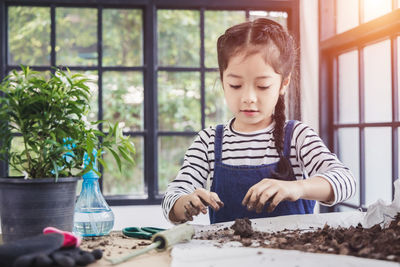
top-left (0, 177), bottom-right (79, 243)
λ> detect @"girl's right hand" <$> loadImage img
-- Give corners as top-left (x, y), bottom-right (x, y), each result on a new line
top-left (170, 188), bottom-right (224, 223)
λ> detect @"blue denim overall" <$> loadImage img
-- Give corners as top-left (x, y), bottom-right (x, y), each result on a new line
top-left (209, 120), bottom-right (315, 224)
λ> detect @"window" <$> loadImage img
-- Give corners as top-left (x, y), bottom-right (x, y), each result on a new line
top-left (319, 0), bottom-right (400, 211)
top-left (0, 0), bottom-right (299, 205)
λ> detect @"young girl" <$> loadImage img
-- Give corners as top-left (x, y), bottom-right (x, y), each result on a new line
top-left (162, 18), bottom-right (356, 224)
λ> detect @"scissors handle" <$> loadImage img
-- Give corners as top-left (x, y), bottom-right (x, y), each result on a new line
top-left (122, 227), bottom-right (166, 239)
top-left (141, 227), bottom-right (165, 234)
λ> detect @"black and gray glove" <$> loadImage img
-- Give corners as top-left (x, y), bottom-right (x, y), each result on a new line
top-left (0, 233), bottom-right (102, 267)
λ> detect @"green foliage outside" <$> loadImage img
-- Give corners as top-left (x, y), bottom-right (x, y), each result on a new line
top-left (56, 8), bottom-right (97, 66)
top-left (158, 136), bottom-right (195, 193)
top-left (158, 71), bottom-right (201, 132)
top-left (103, 137), bottom-right (144, 195)
top-left (103, 71), bottom-right (143, 132)
top-left (8, 7), bottom-right (50, 65)
top-left (103, 9), bottom-right (143, 66)
top-left (158, 10), bottom-right (200, 67)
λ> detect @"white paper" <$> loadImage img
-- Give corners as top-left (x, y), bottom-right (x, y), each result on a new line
top-left (171, 211), bottom-right (397, 267)
top-left (363, 179), bottom-right (400, 228)
top-left (172, 242), bottom-right (399, 267)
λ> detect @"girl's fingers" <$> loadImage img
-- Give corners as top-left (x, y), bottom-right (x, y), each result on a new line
top-left (195, 189), bottom-right (223, 211)
top-left (183, 206), bottom-right (193, 221)
top-left (190, 196), bottom-right (207, 214)
top-left (267, 193), bottom-right (285, 213)
top-left (185, 200), bottom-right (200, 216)
top-left (242, 187), bottom-right (253, 206)
top-left (255, 186), bottom-right (278, 213)
top-left (210, 192), bottom-right (224, 209)
top-left (243, 186), bottom-right (262, 211)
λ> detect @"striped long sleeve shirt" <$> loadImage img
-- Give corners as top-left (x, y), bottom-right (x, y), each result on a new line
top-left (162, 119), bottom-right (356, 222)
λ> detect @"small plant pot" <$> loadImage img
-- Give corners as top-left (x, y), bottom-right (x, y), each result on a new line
top-left (0, 177), bottom-right (79, 243)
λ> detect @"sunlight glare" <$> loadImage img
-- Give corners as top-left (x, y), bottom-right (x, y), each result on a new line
top-left (363, 0), bottom-right (392, 22)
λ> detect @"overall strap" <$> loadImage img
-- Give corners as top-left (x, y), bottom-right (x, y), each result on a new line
top-left (214, 125), bottom-right (224, 163)
top-left (283, 120), bottom-right (296, 158)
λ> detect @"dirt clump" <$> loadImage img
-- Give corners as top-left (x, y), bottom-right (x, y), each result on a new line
top-left (231, 217), bottom-right (253, 238)
top-left (195, 214), bottom-right (400, 263)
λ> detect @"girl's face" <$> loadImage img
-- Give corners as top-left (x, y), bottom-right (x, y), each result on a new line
top-left (222, 51), bottom-right (289, 132)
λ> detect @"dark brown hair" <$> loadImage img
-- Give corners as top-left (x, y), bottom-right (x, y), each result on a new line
top-left (217, 18), bottom-right (297, 179)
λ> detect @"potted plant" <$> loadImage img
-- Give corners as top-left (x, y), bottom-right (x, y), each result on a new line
top-left (0, 66), bottom-right (135, 243)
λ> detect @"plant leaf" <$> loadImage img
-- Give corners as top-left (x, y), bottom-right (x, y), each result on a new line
top-left (108, 148), bottom-right (122, 172)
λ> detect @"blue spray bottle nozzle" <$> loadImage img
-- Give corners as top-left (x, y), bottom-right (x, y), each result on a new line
top-left (74, 148), bottom-right (114, 237)
top-left (83, 149), bottom-right (99, 179)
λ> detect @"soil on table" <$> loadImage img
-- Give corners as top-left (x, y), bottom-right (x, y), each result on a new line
top-left (80, 231), bottom-right (153, 259)
top-left (195, 214), bottom-right (400, 263)
top-left (79, 232), bottom-right (171, 266)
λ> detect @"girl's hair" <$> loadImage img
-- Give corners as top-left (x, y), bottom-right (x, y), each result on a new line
top-left (217, 18), bottom-right (297, 179)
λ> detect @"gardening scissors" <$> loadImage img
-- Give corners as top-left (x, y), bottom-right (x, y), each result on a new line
top-left (122, 227), bottom-right (166, 240)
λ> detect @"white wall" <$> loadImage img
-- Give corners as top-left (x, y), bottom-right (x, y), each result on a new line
top-left (300, 0), bottom-right (319, 132)
top-left (112, 205), bottom-right (209, 230)
top-left (113, 0), bottom-right (320, 229)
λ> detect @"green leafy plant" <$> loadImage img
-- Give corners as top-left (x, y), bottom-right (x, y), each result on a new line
top-left (0, 66), bottom-right (135, 180)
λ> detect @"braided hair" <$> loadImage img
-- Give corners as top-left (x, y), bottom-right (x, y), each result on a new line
top-left (217, 18), bottom-right (297, 179)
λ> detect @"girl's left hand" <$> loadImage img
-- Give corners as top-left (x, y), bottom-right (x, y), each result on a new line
top-left (242, 179), bottom-right (303, 213)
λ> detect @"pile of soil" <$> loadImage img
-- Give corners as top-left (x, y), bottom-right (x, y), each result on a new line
top-left (195, 214), bottom-right (400, 263)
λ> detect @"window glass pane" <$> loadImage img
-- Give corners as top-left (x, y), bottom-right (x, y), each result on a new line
top-left (103, 71), bottom-right (143, 132)
top-left (71, 71), bottom-right (98, 123)
top-left (8, 137), bottom-right (24, 177)
top-left (204, 11), bottom-right (245, 68)
top-left (337, 128), bottom-right (360, 206)
top-left (103, 137), bottom-right (144, 195)
top-left (365, 127), bottom-right (392, 206)
top-left (8, 7), bottom-right (50, 66)
top-left (338, 50), bottom-right (359, 123)
top-left (363, 0), bottom-right (392, 22)
top-left (364, 40), bottom-right (392, 123)
top-left (103, 9), bottom-right (143, 66)
top-left (158, 136), bottom-right (195, 194)
top-left (336, 0), bottom-right (359, 33)
top-left (56, 8), bottom-right (97, 66)
top-left (158, 71), bottom-right (200, 131)
top-left (158, 10), bottom-right (199, 67)
top-left (205, 71), bottom-right (231, 126)
top-left (249, 10), bottom-right (288, 29)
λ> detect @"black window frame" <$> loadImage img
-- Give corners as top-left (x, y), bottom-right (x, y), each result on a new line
top-left (0, 0), bottom-right (300, 206)
top-left (319, 0), bottom-right (400, 212)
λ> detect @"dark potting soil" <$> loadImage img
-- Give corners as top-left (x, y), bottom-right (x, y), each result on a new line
top-left (195, 214), bottom-right (400, 263)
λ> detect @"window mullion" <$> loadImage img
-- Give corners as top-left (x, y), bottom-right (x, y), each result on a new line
top-left (144, 2), bottom-right (158, 201)
top-left (0, 1), bottom-right (7, 178)
top-left (200, 8), bottom-right (205, 129)
top-left (358, 47), bottom-right (365, 208)
top-left (50, 5), bottom-right (56, 69)
top-left (391, 36), bottom-right (399, 199)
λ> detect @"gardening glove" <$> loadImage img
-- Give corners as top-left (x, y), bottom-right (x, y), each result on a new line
top-left (0, 233), bottom-right (64, 267)
top-left (14, 245), bottom-right (102, 267)
top-left (14, 246), bottom-right (102, 267)
top-left (49, 247), bottom-right (102, 267)
top-left (0, 231), bottom-right (102, 267)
